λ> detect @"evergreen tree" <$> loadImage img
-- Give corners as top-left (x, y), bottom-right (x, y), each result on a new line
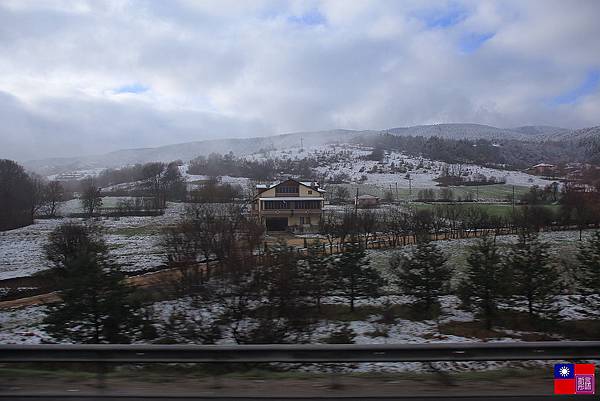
top-left (254, 243), bottom-right (304, 319)
top-left (332, 238), bottom-right (385, 312)
top-left (506, 233), bottom-right (559, 319)
top-left (576, 230), bottom-right (600, 317)
top-left (390, 241), bottom-right (450, 313)
top-left (459, 236), bottom-right (507, 329)
top-left (158, 308), bottom-right (221, 344)
top-left (233, 318), bottom-right (293, 344)
top-left (300, 242), bottom-right (334, 313)
top-left (43, 223), bottom-right (142, 343)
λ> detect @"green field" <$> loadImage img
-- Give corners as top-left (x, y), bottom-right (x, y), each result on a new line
top-left (412, 202), bottom-right (561, 218)
top-left (330, 183), bottom-right (532, 202)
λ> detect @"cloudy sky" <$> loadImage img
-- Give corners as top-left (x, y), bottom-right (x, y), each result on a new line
top-left (1, 0), bottom-right (599, 161)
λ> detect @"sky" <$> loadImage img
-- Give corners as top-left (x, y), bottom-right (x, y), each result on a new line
top-left (1, 0), bottom-right (600, 161)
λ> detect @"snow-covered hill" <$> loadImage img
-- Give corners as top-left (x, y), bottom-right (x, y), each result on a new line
top-left (556, 125), bottom-right (600, 141)
top-left (386, 123), bottom-right (572, 141)
top-left (24, 129), bottom-right (374, 174)
top-left (25, 123), bottom-right (597, 175)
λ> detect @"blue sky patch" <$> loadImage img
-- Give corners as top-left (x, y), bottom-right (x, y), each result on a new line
top-left (550, 70), bottom-right (600, 105)
top-left (287, 9), bottom-right (326, 26)
top-left (416, 4), bottom-right (468, 29)
top-left (459, 32), bottom-right (494, 53)
top-left (114, 83), bottom-right (149, 94)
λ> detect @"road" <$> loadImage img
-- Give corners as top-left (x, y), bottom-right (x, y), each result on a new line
top-left (1, 396), bottom-right (594, 400)
top-left (2, 372), bottom-right (596, 400)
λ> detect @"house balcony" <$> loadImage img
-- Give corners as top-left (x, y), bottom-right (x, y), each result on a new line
top-left (259, 209), bottom-right (322, 216)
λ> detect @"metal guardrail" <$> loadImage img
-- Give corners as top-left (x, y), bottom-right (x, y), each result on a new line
top-left (1, 341), bottom-right (600, 363)
top-left (2, 342), bottom-right (600, 400)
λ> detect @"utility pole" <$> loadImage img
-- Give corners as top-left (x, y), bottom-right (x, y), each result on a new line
top-left (300, 137), bottom-right (304, 151)
top-left (405, 173), bottom-right (412, 201)
top-left (395, 182), bottom-right (398, 202)
top-left (354, 187), bottom-right (359, 215)
top-left (512, 185), bottom-right (515, 213)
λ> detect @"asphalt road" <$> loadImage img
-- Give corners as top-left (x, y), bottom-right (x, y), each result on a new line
top-left (0, 395), bottom-right (596, 400)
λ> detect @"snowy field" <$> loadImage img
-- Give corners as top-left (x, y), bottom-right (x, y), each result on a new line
top-left (0, 202), bottom-right (188, 280)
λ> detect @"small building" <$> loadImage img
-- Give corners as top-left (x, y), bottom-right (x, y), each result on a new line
top-left (530, 163), bottom-right (556, 176)
top-left (355, 194), bottom-right (380, 208)
top-left (252, 179), bottom-right (325, 231)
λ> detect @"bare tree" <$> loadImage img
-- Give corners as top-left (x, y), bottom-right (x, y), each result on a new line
top-left (143, 161), bottom-right (186, 209)
top-left (358, 209), bottom-right (379, 248)
top-left (43, 181), bottom-right (64, 217)
top-left (29, 174), bottom-right (47, 219)
top-left (80, 178), bottom-right (103, 217)
top-left (142, 162), bottom-right (167, 209)
top-left (331, 186), bottom-right (350, 204)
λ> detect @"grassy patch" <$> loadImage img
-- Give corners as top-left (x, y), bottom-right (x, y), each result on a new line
top-left (0, 364), bottom-right (550, 383)
top-left (249, 302), bottom-right (441, 323)
top-left (556, 320), bottom-right (600, 340)
top-left (413, 202), bottom-right (560, 218)
top-left (285, 303), bottom-right (385, 322)
top-left (109, 225), bottom-right (161, 237)
top-left (332, 184), bottom-right (533, 202)
top-left (440, 310), bottom-right (600, 341)
top-left (0, 366), bottom-right (97, 380)
top-left (439, 321), bottom-right (503, 339)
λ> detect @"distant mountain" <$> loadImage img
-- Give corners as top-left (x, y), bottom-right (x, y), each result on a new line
top-left (385, 123), bottom-right (522, 140)
top-left (385, 123), bottom-right (572, 141)
top-left (25, 123), bottom-right (597, 175)
top-left (510, 125), bottom-right (573, 138)
top-left (556, 126), bottom-right (600, 141)
top-left (25, 129), bottom-right (374, 174)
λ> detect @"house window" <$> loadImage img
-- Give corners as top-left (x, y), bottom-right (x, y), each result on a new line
top-left (276, 186), bottom-right (299, 194)
top-left (294, 200), bottom-right (321, 209)
top-left (300, 217), bottom-right (305, 224)
top-left (308, 190), bottom-right (312, 194)
top-left (264, 200), bottom-right (290, 209)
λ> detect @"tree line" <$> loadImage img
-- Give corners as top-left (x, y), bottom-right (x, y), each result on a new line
top-left (319, 185), bottom-right (600, 251)
top-left (360, 133), bottom-right (592, 170)
top-left (188, 152), bottom-right (318, 181)
top-left (0, 159), bottom-right (190, 228)
top-left (0, 159), bottom-right (66, 231)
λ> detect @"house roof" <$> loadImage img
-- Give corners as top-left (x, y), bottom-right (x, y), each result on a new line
top-left (532, 163), bottom-right (555, 168)
top-left (255, 178), bottom-right (325, 192)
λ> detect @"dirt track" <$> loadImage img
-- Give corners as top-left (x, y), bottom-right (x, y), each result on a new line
top-left (0, 263), bottom-right (209, 310)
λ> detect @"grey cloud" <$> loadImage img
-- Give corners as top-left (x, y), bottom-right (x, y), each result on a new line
top-left (0, 0), bottom-right (599, 161)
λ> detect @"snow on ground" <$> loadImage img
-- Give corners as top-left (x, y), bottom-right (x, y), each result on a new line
top-left (0, 305), bottom-right (51, 344)
top-left (0, 202), bottom-right (188, 280)
top-left (0, 219), bottom-right (59, 279)
top-left (0, 293), bottom-right (587, 373)
top-left (178, 164), bottom-right (250, 187)
top-left (46, 167), bottom-right (105, 181)
top-left (246, 143), bottom-right (554, 190)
